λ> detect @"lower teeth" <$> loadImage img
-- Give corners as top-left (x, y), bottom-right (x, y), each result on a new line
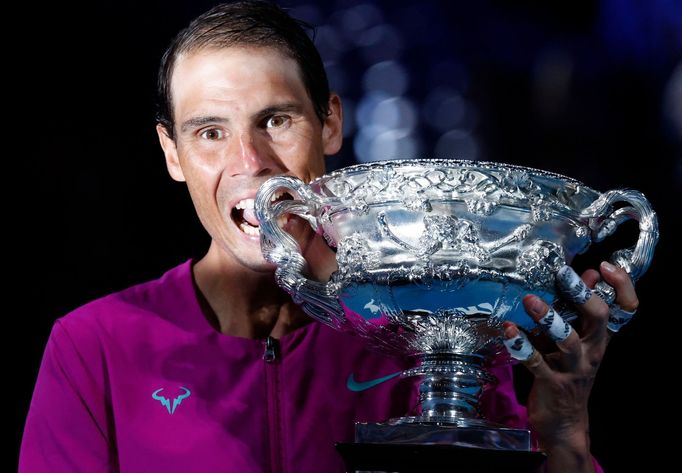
top-left (239, 222), bottom-right (260, 236)
top-left (238, 216), bottom-right (288, 236)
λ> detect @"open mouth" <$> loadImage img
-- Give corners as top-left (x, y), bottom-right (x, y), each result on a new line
top-left (231, 190), bottom-right (293, 236)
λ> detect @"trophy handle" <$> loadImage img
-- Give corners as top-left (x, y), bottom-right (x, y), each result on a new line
top-left (579, 189), bottom-right (659, 303)
top-left (255, 176), bottom-right (345, 328)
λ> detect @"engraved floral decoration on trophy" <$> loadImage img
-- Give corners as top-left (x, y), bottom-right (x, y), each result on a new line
top-left (334, 233), bottom-right (381, 282)
top-left (401, 306), bottom-right (503, 355)
top-left (517, 240), bottom-right (566, 288)
top-left (321, 161), bottom-right (587, 224)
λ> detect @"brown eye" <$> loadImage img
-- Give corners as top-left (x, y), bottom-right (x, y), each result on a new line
top-left (265, 115), bottom-right (290, 129)
top-left (200, 128), bottom-right (224, 140)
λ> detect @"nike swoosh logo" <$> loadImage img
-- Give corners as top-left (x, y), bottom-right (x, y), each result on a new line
top-left (346, 371), bottom-right (401, 392)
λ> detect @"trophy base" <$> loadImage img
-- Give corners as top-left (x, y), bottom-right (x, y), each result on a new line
top-left (335, 442), bottom-right (546, 473)
top-left (355, 421), bottom-right (532, 451)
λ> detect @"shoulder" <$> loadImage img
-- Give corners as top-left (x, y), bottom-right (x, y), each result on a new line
top-left (54, 259), bottom-right (195, 348)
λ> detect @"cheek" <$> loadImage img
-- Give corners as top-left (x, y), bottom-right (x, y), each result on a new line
top-left (178, 143), bottom-right (225, 180)
top-left (272, 132), bottom-right (325, 175)
top-left (271, 121), bottom-right (319, 149)
top-left (185, 178), bottom-right (217, 215)
top-left (178, 158), bottom-right (224, 207)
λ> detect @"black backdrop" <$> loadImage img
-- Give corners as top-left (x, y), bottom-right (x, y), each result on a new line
top-left (14, 1), bottom-right (680, 471)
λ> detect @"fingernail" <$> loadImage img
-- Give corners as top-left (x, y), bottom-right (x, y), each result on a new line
top-left (503, 322), bottom-right (518, 338)
top-left (601, 261), bottom-right (617, 273)
top-left (527, 296), bottom-right (546, 317)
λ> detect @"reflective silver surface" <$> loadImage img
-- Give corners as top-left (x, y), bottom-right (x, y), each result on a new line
top-left (255, 159), bottom-right (659, 450)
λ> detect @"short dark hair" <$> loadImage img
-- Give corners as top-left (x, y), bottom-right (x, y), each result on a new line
top-left (157, 0), bottom-right (330, 140)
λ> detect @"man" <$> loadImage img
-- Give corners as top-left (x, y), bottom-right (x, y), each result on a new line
top-left (19, 1), bottom-right (638, 472)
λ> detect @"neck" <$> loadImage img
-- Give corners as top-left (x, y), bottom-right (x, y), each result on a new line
top-left (192, 242), bottom-right (312, 339)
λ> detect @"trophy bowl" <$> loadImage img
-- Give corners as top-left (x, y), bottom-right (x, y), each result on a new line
top-left (255, 159), bottom-right (658, 452)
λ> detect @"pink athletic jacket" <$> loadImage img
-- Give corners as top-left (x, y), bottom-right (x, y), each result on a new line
top-left (19, 260), bottom-right (600, 472)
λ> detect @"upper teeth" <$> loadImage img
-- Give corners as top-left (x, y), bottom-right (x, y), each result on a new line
top-left (235, 199), bottom-right (254, 210)
top-left (270, 190), bottom-right (287, 202)
top-left (235, 190), bottom-right (288, 210)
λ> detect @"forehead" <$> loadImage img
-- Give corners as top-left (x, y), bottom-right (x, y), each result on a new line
top-left (170, 46), bottom-right (309, 116)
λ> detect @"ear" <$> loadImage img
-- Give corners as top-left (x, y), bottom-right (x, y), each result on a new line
top-left (322, 93), bottom-right (343, 156)
top-left (156, 124), bottom-right (186, 182)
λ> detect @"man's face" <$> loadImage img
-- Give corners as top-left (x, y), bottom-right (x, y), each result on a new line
top-left (157, 47), bottom-right (342, 272)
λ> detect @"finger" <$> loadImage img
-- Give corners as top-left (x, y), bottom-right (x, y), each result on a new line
top-left (502, 322), bottom-right (553, 379)
top-left (600, 261), bottom-right (639, 312)
top-left (606, 305), bottom-right (636, 333)
top-left (600, 261), bottom-right (639, 334)
top-left (551, 267), bottom-right (596, 327)
top-left (523, 295), bottom-right (581, 368)
top-left (556, 265), bottom-right (609, 341)
top-left (580, 269), bottom-right (601, 289)
top-left (556, 265), bottom-right (593, 305)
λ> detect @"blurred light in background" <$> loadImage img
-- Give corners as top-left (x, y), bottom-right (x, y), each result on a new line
top-left (356, 24), bottom-right (404, 63)
top-left (363, 60), bottom-right (409, 96)
top-left (285, 0), bottom-right (679, 174)
top-left (532, 48), bottom-right (574, 120)
top-left (664, 62), bottom-right (682, 186)
top-left (663, 62), bottom-right (682, 142)
top-left (325, 60), bottom-right (349, 94)
top-left (340, 98), bottom-right (356, 138)
top-left (369, 96), bottom-right (417, 131)
top-left (422, 87), bottom-right (472, 132)
top-left (428, 60), bottom-right (470, 92)
top-left (435, 129), bottom-right (479, 160)
top-left (314, 25), bottom-right (347, 61)
top-left (338, 3), bottom-right (384, 42)
top-left (354, 93), bottom-right (420, 162)
top-left (292, 1), bottom-right (486, 165)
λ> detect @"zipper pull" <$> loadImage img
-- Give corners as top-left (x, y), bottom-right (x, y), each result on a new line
top-left (263, 336), bottom-right (279, 363)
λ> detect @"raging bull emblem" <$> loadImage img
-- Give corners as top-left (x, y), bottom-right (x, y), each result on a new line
top-left (152, 387), bottom-right (191, 415)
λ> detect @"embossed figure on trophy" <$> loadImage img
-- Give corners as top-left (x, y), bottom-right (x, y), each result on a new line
top-left (378, 211), bottom-right (534, 263)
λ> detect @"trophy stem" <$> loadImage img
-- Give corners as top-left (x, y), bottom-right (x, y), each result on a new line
top-left (401, 353), bottom-right (495, 423)
top-left (354, 352), bottom-right (532, 451)
top-left (410, 353), bottom-right (488, 423)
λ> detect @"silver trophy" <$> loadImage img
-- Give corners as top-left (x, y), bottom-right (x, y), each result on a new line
top-left (255, 159), bottom-right (658, 454)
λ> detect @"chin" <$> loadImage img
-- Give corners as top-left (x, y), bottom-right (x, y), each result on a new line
top-left (221, 213), bottom-right (315, 274)
top-left (227, 245), bottom-right (274, 273)
top-left (247, 257), bottom-right (278, 273)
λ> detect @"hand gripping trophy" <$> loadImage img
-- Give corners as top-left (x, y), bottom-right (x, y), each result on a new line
top-left (255, 159), bottom-right (658, 470)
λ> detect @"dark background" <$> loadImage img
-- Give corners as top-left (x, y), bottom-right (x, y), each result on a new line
top-left (14, 0), bottom-right (680, 471)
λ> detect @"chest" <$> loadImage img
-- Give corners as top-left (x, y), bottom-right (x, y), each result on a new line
top-left (104, 330), bottom-right (415, 473)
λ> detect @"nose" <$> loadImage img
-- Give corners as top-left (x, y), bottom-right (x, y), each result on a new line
top-left (231, 129), bottom-right (281, 177)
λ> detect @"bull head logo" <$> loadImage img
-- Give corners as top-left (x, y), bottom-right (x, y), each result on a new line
top-left (152, 387), bottom-right (191, 415)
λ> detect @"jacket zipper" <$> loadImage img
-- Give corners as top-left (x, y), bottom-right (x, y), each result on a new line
top-left (263, 336), bottom-right (284, 473)
top-left (263, 336), bottom-right (278, 363)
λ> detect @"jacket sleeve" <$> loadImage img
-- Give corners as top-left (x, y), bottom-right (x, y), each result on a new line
top-left (484, 362), bottom-right (605, 473)
top-left (19, 319), bottom-right (117, 472)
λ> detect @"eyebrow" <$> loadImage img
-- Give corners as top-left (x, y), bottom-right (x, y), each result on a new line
top-left (179, 103), bottom-right (304, 134)
top-left (253, 103), bottom-right (303, 122)
top-left (180, 116), bottom-right (228, 134)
